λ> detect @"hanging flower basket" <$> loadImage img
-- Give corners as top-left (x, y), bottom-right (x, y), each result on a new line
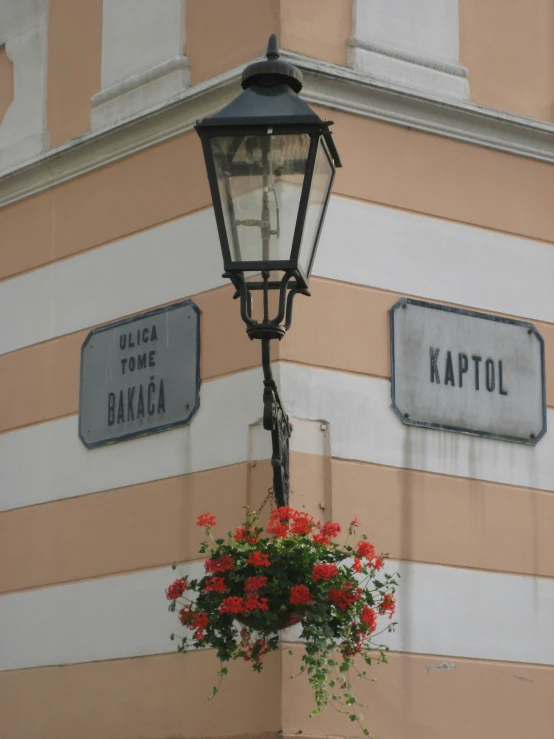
top-left (166, 506), bottom-right (398, 737)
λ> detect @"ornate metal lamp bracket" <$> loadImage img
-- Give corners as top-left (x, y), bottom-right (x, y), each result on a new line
top-left (225, 271), bottom-right (306, 507)
top-left (261, 338), bottom-right (291, 508)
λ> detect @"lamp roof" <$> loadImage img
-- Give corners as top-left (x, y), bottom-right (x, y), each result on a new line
top-left (196, 35), bottom-right (319, 129)
top-left (195, 35), bottom-right (342, 167)
top-left (198, 83), bottom-right (321, 128)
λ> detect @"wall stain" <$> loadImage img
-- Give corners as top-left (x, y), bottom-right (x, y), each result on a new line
top-left (425, 662), bottom-right (456, 673)
top-left (527, 451), bottom-right (540, 617)
top-left (400, 426), bottom-right (416, 723)
top-left (467, 436), bottom-right (486, 566)
top-left (488, 668), bottom-right (535, 684)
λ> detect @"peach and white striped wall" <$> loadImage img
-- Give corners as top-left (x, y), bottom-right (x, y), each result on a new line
top-left (1, 28), bottom-right (553, 739)
top-left (1, 194), bottom-right (553, 736)
top-left (2, 560), bottom-right (553, 671)
top-left (2, 196), bottom-right (554, 357)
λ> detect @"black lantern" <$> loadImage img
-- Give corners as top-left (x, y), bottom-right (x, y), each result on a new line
top-left (196, 35), bottom-right (341, 505)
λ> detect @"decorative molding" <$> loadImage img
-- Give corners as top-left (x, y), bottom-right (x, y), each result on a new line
top-left (0, 0), bottom-right (49, 172)
top-left (91, 55), bottom-right (190, 108)
top-left (92, 0), bottom-right (189, 129)
top-left (90, 55), bottom-right (190, 131)
top-left (348, 38), bottom-right (469, 101)
top-left (349, 0), bottom-right (468, 100)
top-left (1, 52), bottom-right (554, 207)
top-left (0, 46), bottom-right (14, 126)
top-left (296, 54), bottom-right (554, 163)
top-left (0, 67), bottom-right (239, 206)
top-left (350, 38), bottom-right (468, 78)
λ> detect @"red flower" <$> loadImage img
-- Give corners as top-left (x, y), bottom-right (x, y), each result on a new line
top-left (218, 595), bottom-right (268, 615)
top-left (360, 605), bottom-right (377, 632)
top-left (268, 508), bottom-right (315, 537)
top-left (181, 610), bottom-right (209, 640)
top-left (352, 558), bottom-right (363, 573)
top-left (245, 576), bottom-right (268, 593)
top-left (313, 520), bottom-right (341, 545)
top-left (244, 595), bottom-right (268, 612)
top-left (374, 556), bottom-right (384, 570)
top-left (289, 584), bottom-right (314, 605)
top-left (166, 577), bottom-right (188, 601)
top-left (312, 563), bottom-right (338, 581)
top-left (313, 532), bottom-right (330, 546)
top-left (350, 516), bottom-right (360, 528)
top-left (270, 506), bottom-right (295, 521)
top-left (205, 555), bottom-right (234, 573)
top-left (238, 632), bottom-right (270, 664)
top-left (321, 521), bottom-right (341, 538)
top-left (290, 512), bottom-right (315, 536)
top-left (203, 576), bottom-right (227, 594)
top-left (192, 611), bottom-right (209, 640)
top-left (197, 513), bottom-right (216, 528)
top-left (178, 605), bottom-right (194, 624)
top-left (267, 519), bottom-right (289, 538)
top-left (193, 612), bottom-right (209, 628)
top-left (328, 583), bottom-right (363, 611)
top-left (234, 526), bottom-right (259, 544)
top-left (356, 540), bottom-right (376, 560)
top-left (219, 596), bottom-right (246, 615)
top-left (379, 593), bottom-right (396, 619)
top-left (247, 551), bottom-right (271, 568)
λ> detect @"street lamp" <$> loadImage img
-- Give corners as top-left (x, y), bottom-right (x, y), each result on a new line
top-left (195, 35), bottom-right (341, 506)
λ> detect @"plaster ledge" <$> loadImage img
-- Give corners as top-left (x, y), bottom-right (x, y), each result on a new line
top-left (349, 37), bottom-right (468, 78)
top-left (91, 55), bottom-right (190, 108)
top-left (347, 33), bottom-right (469, 101)
top-left (90, 55), bottom-right (190, 131)
top-left (1, 52), bottom-right (553, 208)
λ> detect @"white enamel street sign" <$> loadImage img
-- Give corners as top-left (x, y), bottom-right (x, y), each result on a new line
top-left (79, 300), bottom-right (201, 448)
top-left (390, 299), bottom-right (546, 444)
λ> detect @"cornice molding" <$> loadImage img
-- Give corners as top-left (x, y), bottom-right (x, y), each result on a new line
top-left (294, 52), bottom-right (554, 163)
top-left (350, 37), bottom-right (468, 78)
top-left (1, 52), bottom-right (553, 208)
top-left (91, 55), bottom-right (190, 108)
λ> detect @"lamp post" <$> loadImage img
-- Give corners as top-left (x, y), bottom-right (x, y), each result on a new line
top-left (195, 35), bottom-right (341, 507)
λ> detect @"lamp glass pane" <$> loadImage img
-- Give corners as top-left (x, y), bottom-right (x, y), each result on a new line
top-left (210, 134), bottom-right (309, 265)
top-left (297, 139), bottom-right (334, 278)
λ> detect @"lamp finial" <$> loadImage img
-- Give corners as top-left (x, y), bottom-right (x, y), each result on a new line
top-left (241, 34), bottom-right (302, 92)
top-left (266, 34), bottom-right (279, 60)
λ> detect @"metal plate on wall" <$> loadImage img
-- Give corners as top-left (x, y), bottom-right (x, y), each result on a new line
top-left (79, 300), bottom-right (200, 448)
top-left (390, 298), bottom-right (546, 444)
